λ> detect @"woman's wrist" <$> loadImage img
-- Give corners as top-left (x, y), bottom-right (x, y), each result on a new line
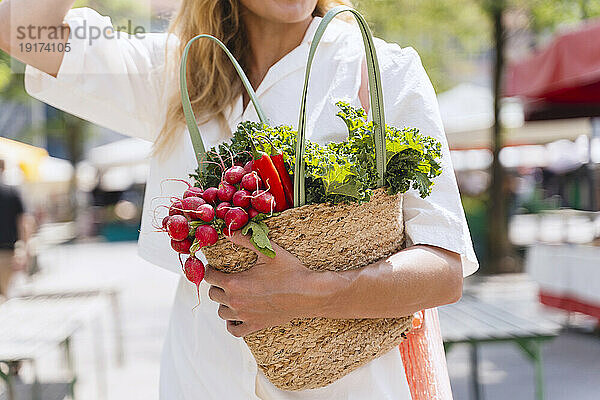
top-left (302, 269), bottom-right (354, 319)
top-left (301, 245), bottom-right (464, 321)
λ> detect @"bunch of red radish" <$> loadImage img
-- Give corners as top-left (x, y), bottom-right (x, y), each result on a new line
top-left (159, 159), bottom-right (282, 297)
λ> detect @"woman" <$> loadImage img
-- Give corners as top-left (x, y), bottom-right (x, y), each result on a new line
top-left (0, 0), bottom-right (478, 398)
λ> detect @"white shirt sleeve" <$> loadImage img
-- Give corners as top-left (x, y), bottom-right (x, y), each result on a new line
top-left (24, 8), bottom-right (176, 142)
top-left (377, 42), bottom-right (479, 277)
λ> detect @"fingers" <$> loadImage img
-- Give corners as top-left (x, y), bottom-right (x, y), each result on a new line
top-left (227, 230), bottom-right (289, 260)
top-left (226, 231), bottom-right (262, 256)
top-left (226, 320), bottom-right (259, 338)
top-left (207, 286), bottom-right (229, 306)
top-left (217, 304), bottom-right (238, 321)
top-left (203, 265), bottom-right (231, 289)
top-left (210, 287), bottom-right (243, 327)
top-left (266, 239), bottom-right (285, 255)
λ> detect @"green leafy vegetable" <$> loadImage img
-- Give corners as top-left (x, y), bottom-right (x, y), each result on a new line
top-left (191, 102), bottom-right (442, 205)
top-left (242, 221), bottom-right (276, 258)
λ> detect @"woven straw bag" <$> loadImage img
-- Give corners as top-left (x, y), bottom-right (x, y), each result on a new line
top-left (179, 6), bottom-right (413, 391)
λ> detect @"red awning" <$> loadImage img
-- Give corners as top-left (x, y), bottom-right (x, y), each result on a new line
top-left (505, 19), bottom-right (600, 120)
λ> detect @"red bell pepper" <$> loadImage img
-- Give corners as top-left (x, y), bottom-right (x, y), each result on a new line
top-left (250, 144), bottom-right (288, 212)
top-left (270, 153), bottom-right (294, 207)
top-left (255, 135), bottom-right (294, 207)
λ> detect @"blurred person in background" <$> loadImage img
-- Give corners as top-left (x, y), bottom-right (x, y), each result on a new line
top-left (0, 159), bottom-right (28, 298)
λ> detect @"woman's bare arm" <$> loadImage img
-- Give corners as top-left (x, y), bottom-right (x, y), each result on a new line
top-left (0, 0), bottom-right (76, 76)
top-left (316, 245), bottom-right (463, 318)
top-left (204, 233), bottom-right (463, 337)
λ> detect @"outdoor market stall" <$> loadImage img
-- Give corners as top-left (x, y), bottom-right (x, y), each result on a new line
top-left (505, 17), bottom-right (600, 212)
top-left (505, 19), bottom-right (600, 121)
top-left (507, 19), bottom-right (600, 322)
top-left (526, 242), bottom-right (600, 323)
top-left (437, 83), bottom-right (593, 150)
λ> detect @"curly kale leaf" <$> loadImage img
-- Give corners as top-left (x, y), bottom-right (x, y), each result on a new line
top-left (335, 101), bottom-right (443, 199)
top-left (189, 102), bottom-right (442, 205)
top-left (384, 126), bottom-right (442, 198)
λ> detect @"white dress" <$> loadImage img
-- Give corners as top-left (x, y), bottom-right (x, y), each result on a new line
top-left (25, 8), bottom-right (479, 400)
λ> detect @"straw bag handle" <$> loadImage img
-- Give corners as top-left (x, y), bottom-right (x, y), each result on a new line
top-left (180, 35), bottom-right (268, 174)
top-left (294, 6), bottom-right (387, 207)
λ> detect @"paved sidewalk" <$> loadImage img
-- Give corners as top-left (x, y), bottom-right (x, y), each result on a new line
top-left (448, 274), bottom-right (600, 400)
top-left (447, 332), bottom-right (600, 399)
top-left (21, 241), bottom-right (179, 400)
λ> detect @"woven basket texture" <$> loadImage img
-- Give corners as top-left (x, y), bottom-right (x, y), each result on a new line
top-left (202, 189), bottom-right (413, 390)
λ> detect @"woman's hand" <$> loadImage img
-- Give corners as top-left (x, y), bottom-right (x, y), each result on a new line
top-left (205, 233), bottom-right (463, 338)
top-left (204, 232), bottom-right (330, 338)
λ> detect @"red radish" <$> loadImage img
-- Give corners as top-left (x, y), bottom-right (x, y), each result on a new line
top-left (195, 204), bottom-right (215, 222)
top-left (183, 186), bottom-right (203, 199)
top-left (184, 256), bottom-right (205, 306)
top-left (248, 208), bottom-right (259, 219)
top-left (224, 166), bottom-right (245, 185)
top-left (244, 160), bottom-right (253, 174)
top-left (241, 171), bottom-right (263, 192)
top-left (181, 196), bottom-right (206, 219)
top-left (217, 182), bottom-right (236, 202)
top-left (195, 225), bottom-right (219, 247)
top-left (232, 189), bottom-right (251, 209)
top-left (224, 207), bottom-right (249, 231)
top-left (169, 199), bottom-right (184, 216)
top-left (215, 202), bottom-right (232, 220)
top-left (202, 187), bottom-right (219, 204)
top-left (171, 237), bottom-right (192, 254)
top-left (251, 190), bottom-right (276, 214)
top-left (161, 215), bottom-right (170, 229)
top-left (167, 215), bottom-right (189, 241)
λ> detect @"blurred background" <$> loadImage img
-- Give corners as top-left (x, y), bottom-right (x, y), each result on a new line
top-left (1, 0), bottom-right (599, 399)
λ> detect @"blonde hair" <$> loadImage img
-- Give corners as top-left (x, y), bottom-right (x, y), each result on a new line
top-left (155, 0), bottom-right (353, 155)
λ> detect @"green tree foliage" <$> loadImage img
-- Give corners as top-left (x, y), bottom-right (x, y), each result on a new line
top-left (526, 0), bottom-right (600, 32)
top-left (359, 0), bottom-right (600, 91)
top-left (359, 0), bottom-right (490, 92)
top-left (0, 52), bottom-right (25, 99)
